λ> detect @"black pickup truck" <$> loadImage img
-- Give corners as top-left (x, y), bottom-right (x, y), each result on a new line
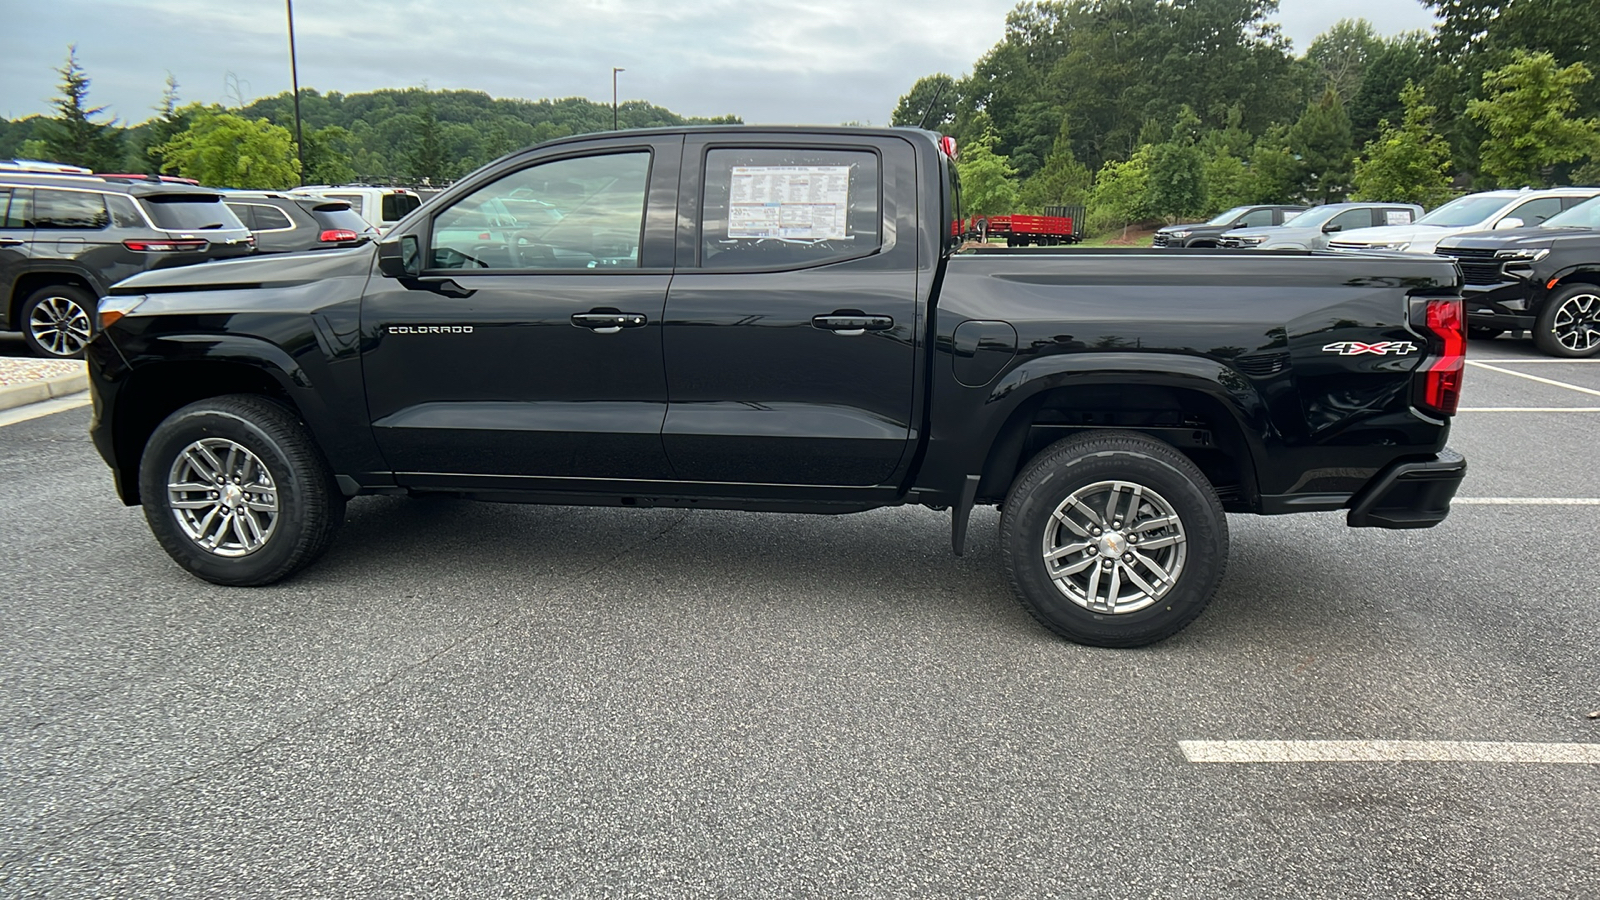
top-left (86, 126), bottom-right (1467, 647)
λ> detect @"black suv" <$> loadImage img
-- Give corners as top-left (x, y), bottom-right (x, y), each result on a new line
top-left (1436, 194), bottom-right (1600, 357)
top-left (1152, 205), bottom-right (1308, 248)
top-left (221, 192), bottom-right (379, 255)
top-left (0, 173), bottom-right (253, 357)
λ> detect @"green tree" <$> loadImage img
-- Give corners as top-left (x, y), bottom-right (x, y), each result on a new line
top-left (156, 105), bottom-right (299, 188)
top-left (1246, 125), bottom-right (1302, 203)
top-left (1305, 18), bottom-right (1383, 104)
top-left (37, 46), bottom-right (123, 170)
top-left (406, 95), bottom-right (452, 185)
top-left (1353, 83), bottom-right (1454, 207)
top-left (1466, 51), bottom-right (1600, 188)
top-left (956, 118), bottom-right (1020, 216)
top-left (1144, 108), bottom-right (1207, 221)
top-left (1289, 88), bottom-right (1355, 203)
top-left (891, 74), bottom-right (960, 129)
top-left (1348, 31), bottom-right (1433, 148)
top-left (1017, 118), bottom-right (1092, 211)
top-left (1086, 147), bottom-right (1153, 234)
top-left (301, 124), bottom-right (355, 185)
top-left (142, 74), bottom-right (190, 175)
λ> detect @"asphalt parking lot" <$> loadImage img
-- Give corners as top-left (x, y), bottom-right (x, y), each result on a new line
top-left (1, 333), bottom-right (1596, 898)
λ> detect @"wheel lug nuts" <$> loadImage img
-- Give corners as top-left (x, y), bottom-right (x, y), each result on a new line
top-left (1123, 553), bottom-right (1134, 562)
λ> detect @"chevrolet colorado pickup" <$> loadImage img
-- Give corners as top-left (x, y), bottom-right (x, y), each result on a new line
top-left (86, 127), bottom-right (1467, 647)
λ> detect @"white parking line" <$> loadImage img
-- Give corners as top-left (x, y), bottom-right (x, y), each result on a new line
top-left (1179, 740), bottom-right (1600, 764)
top-left (1466, 360), bottom-right (1600, 397)
top-left (1471, 358), bottom-right (1600, 364)
top-left (1453, 497), bottom-right (1600, 505)
top-left (1457, 407), bottom-right (1600, 412)
top-left (0, 392), bottom-right (91, 428)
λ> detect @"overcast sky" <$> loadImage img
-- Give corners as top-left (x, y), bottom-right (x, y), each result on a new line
top-left (3, 0), bottom-right (1440, 127)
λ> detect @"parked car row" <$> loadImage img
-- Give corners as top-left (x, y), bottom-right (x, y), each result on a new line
top-left (0, 170), bottom-right (435, 358)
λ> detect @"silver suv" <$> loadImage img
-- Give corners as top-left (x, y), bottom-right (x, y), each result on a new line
top-left (1327, 188), bottom-right (1600, 255)
top-left (1221, 202), bottom-right (1424, 251)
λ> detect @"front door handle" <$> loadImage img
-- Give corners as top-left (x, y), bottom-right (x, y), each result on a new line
top-left (813, 312), bottom-right (894, 335)
top-left (0, 238), bottom-right (22, 248)
top-left (410, 276), bottom-right (475, 298)
top-left (572, 311), bottom-right (647, 334)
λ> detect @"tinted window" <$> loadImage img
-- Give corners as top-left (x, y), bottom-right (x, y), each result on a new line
top-left (143, 195), bottom-right (245, 230)
top-left (0, 189), bottom-right (18, 229)
top-left (224, 203), bottom-right (256, 229)
top-left (1506, 197), bottom-right (1563, 226)
top-left (106, 193), bottom-right (145, 228)
top-left (251, 205), bottom-right (294, 230)
top-left (309, 205), bottom-right (371, 233)
top-left (34, 189), bottom-right (109, 229)
top-left (430, 151), bottom-right (650, 270)
top-left (1325, 209), bottom-right (1372, 232)
top-left (1541, 196), bottom-right (1600, 228)
top-left (700, 147), bottom-right (880, 269)
top-left (381, 193), bottom-right (421, 222)
top-left (1235, 208), bottom-right (1275, 227)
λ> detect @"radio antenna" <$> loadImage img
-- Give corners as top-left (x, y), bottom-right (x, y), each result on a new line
top-left (916, 80), bottom-right (949, 131)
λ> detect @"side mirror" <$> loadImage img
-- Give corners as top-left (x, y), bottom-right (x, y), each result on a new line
top-left (377, 234), bottom-right (422, 278)
top-left (1493, 217), bottom-right (1524, 231)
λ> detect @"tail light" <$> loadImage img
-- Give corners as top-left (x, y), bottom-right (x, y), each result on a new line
top-left (123, 238), bottom-right (209, 252)
top-left (319, 229), bottom-right (360, 243)
top-left (1418, 297), bottom-right (1464, 416)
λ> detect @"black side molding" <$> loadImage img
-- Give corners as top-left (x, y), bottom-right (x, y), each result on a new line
top-left (1346, 448), bottom-right (1467, 529)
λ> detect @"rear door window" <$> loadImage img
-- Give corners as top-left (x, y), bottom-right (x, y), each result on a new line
top-left (34, 189), bottom-right (109, 229)
top-left (106, 193), bottom-right (145, 228)
top-left (142, 195), bottom-right (245, 231)
top-left (699, 147), bottom-right (881, 269)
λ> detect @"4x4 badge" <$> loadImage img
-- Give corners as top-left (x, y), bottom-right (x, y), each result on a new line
top-left (1322, 341), bottom-right (1417, 356)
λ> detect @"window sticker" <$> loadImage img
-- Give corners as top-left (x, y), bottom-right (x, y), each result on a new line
top-left (1386, 209), bottom-right (1413, 225)
top-left (728, 165), bottom-right (851, 240)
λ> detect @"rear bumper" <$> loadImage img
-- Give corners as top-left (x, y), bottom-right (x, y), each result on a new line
top-left (1346, 448), bottom-right (1466, 529)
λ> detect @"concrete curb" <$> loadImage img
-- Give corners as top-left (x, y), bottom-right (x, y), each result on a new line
top-left (0, 372), bottom-right (90, 413)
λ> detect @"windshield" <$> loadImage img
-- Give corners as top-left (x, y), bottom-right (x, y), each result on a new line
top-left (142, 195), bottom-right (245, 231)
top-left (1415, 195), bottom-right (1510, 228)
top-left (1205, 206), bottom-right (1252, 226)
top-left (1541, 196), bottom-right (1600, 229)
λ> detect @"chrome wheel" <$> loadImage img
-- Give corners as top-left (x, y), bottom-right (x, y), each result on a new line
top-left (1041, 480), bottom-right (1188, 615)
top-left (166, 438), bottom-right (279, 557)
top-left (28, 293), bottom-right (93, 357)
top-left (1551, 291), bottom-right (1600, 353)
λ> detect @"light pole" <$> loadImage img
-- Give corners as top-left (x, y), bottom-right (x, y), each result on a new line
top-left (286, 0), bottom-right (304, 184)
top-left (612, 67), bottom-right (625, 131)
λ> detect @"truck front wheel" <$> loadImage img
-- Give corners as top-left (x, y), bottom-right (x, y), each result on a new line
top-left (1000, 431), bottom-right (1228, 647)
top-left (139, 395), bottom-right (345, 586)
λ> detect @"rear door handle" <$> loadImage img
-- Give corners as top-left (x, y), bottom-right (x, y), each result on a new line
top-left (572, 311), bottom-right (647, 334)
top-left (813, 313), bottom-right (894, 335)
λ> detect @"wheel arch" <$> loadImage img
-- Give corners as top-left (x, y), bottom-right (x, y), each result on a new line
top-left (108, 342), bottom-right (341, 506)
top-left (8, 268), bottom-right (103, 330)
top-left (970, 357), bottom-right (1266, 512)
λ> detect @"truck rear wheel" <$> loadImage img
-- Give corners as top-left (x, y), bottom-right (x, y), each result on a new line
top-left (1000, 431), bottom-right (1228, 647)
top-left (139, 395), bottom-right (344, 586)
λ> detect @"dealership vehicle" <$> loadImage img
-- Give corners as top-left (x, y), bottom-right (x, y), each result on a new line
top-left (294, 185), bottom-right (424, 233)
top-left (1219, 202), bottom-right (1423, 251)
top-left (87, 126), bottom-right (1467, 648)
top-left (1436, 194), bottom-right (1600, 356)
top-left (1151, 205), bottom-right (1306, 248)
top-left (0, 172), bottom-right (252, 358)
top-left (1328, 188), bottom-right (1600, 255)
top-left (970, 206), bottom-right (1085, 246)
top-left (221, 192), bottom-right (378, 254)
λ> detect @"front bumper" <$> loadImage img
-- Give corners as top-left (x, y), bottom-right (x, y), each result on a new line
top-left (1462, 282), bottom-right (1538, 330)
top-left (1346, 448), bottom-right (1466, 529)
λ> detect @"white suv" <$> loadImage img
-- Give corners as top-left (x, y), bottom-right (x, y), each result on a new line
top-left (293, 185), bottom-right (423, 234)
top-left (1327, 188), bottom-right (1600, 254)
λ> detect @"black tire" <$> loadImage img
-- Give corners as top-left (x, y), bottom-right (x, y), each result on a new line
top-left (1532, 285), bottom-right (1600, 358)
top-left (20, 284), bottom-right (97, 359)
top-left (999, 431), bottom-right (1228, 647)
top-left (139, 395), bottom-right (344, 586)
top-left (1467, 326), bottom-right (1505, 340)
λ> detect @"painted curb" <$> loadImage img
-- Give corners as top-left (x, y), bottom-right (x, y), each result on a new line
top-left (0, 373), bottom-right (90, 413)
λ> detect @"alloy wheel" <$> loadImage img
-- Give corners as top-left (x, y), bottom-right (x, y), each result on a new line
top-left (166, 438), bottom-right (280, 557)
top-left (28, 294), bottom-right (93, 357)
top-left (1041, 480), bottom-right (1188, 615)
